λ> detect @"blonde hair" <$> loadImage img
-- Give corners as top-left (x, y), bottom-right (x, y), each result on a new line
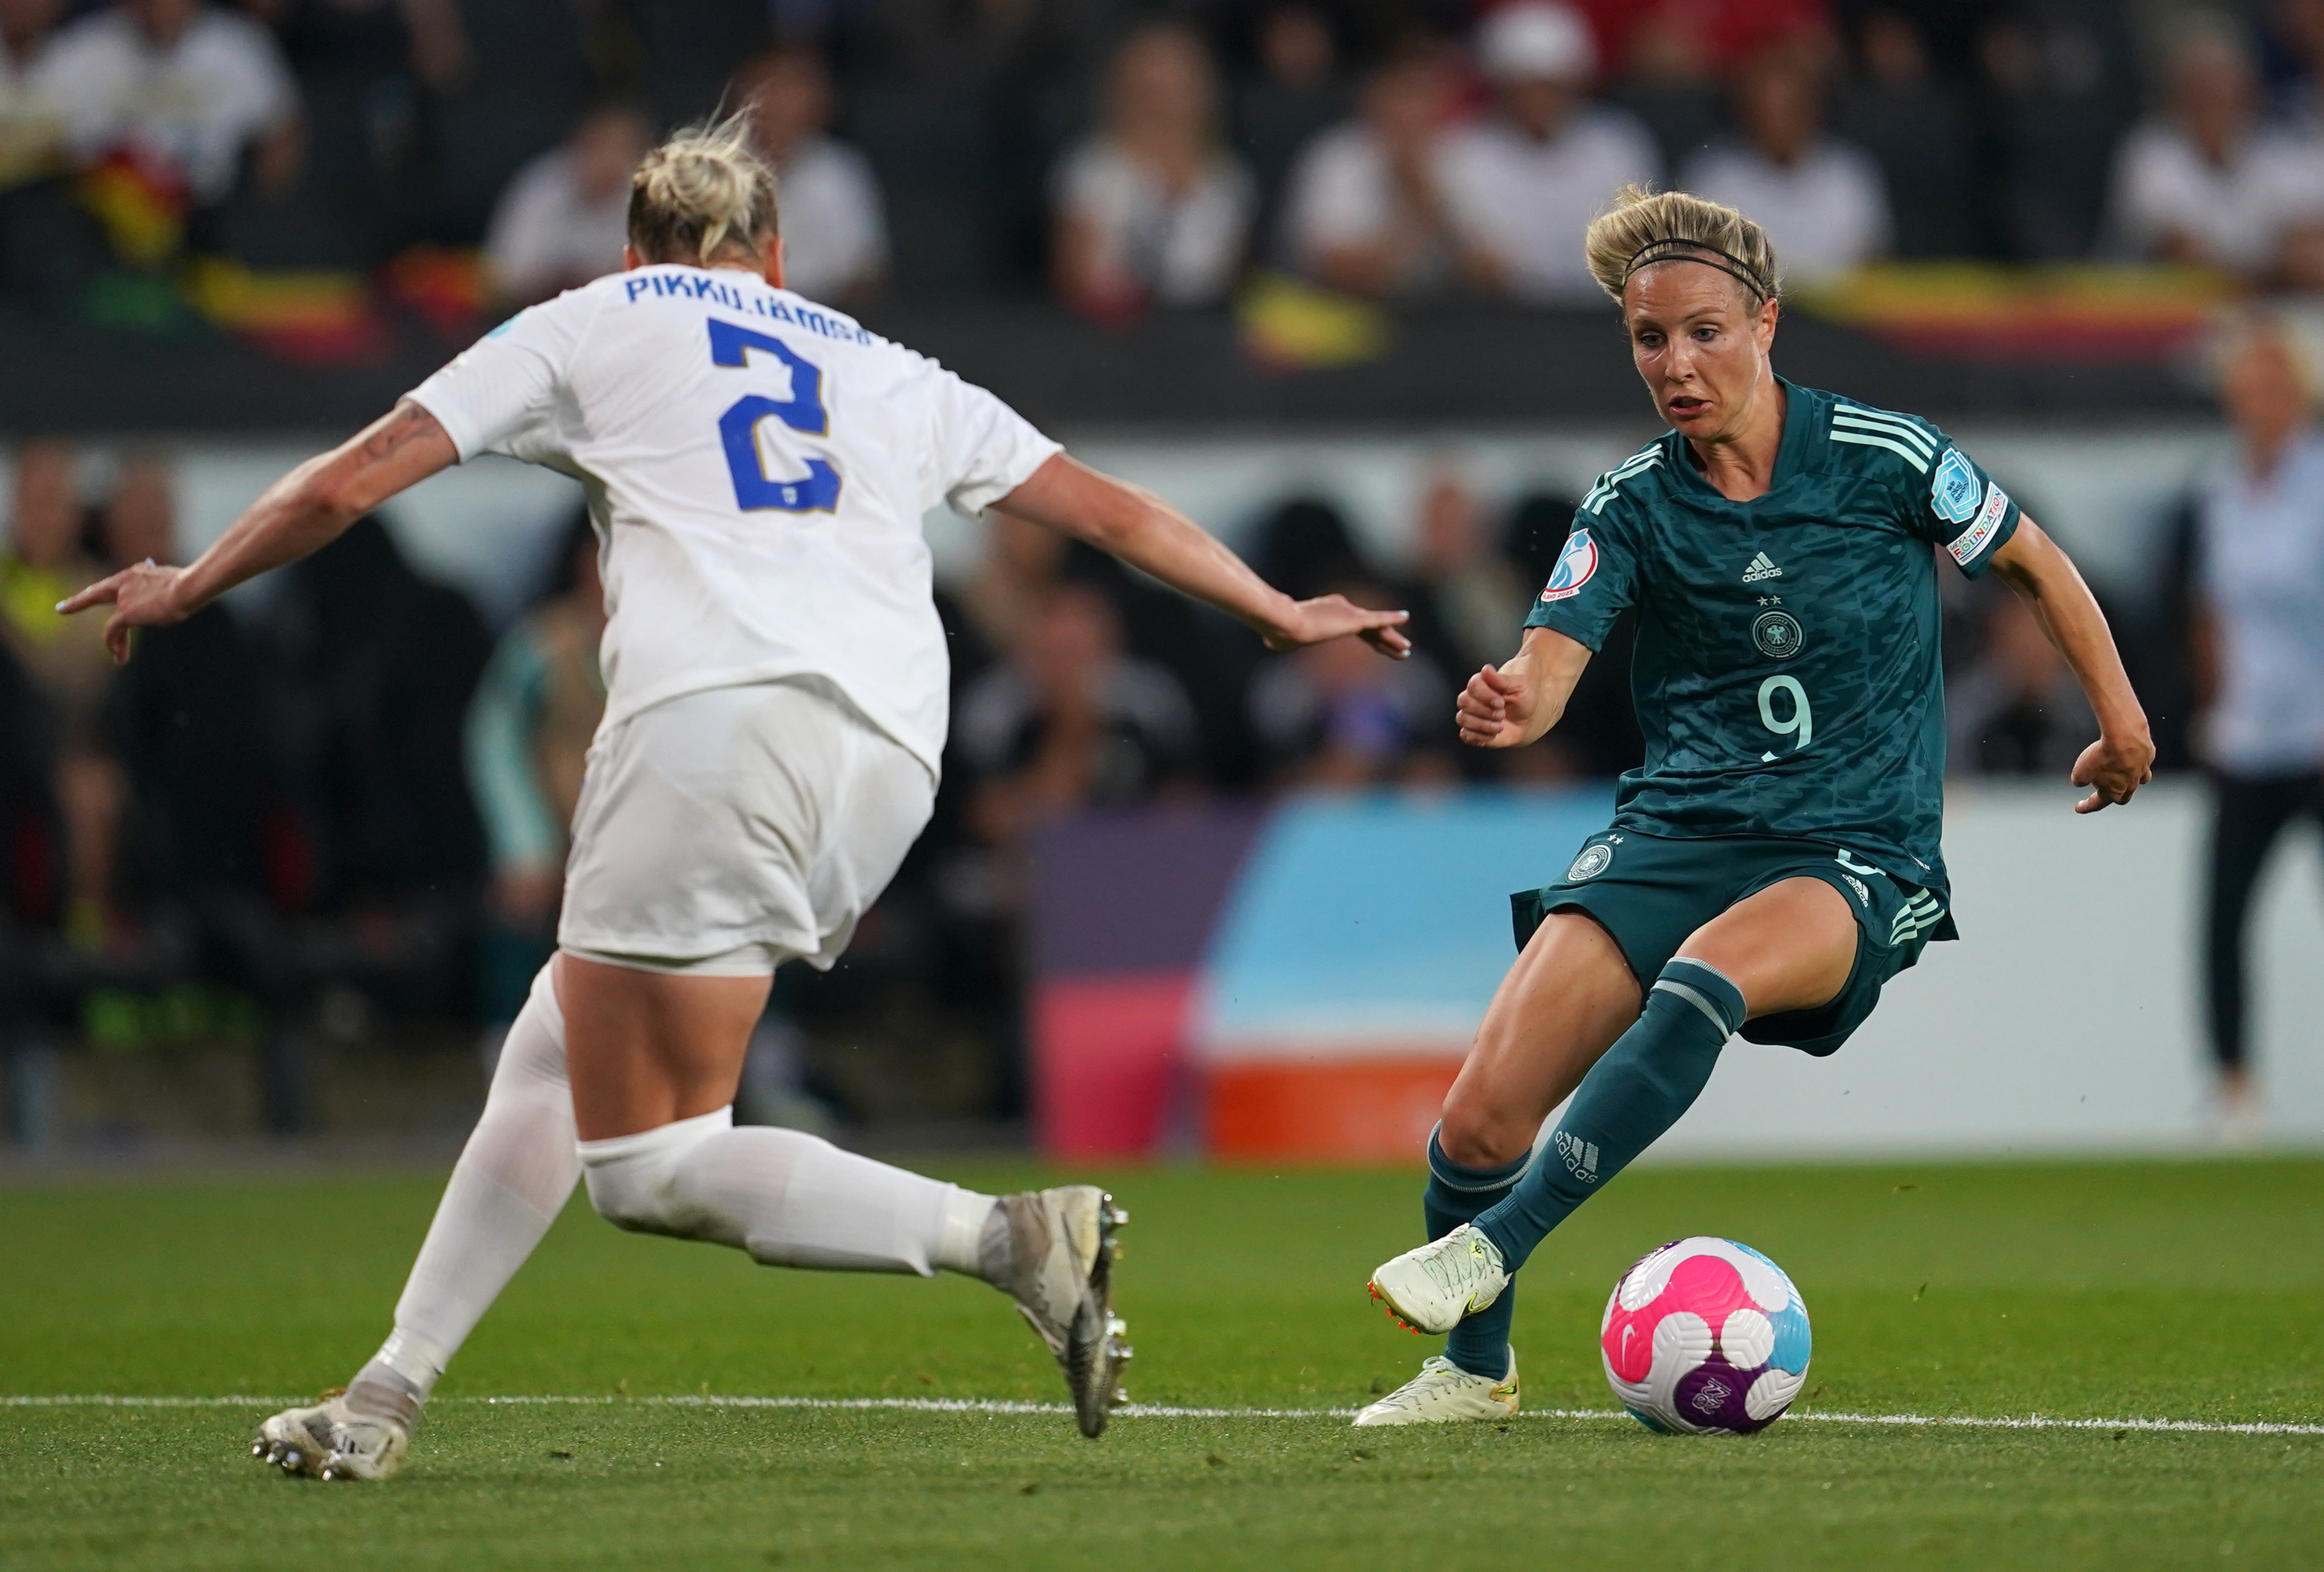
top-left (627, 114), bottom-right (779, 268)
top-left (1583, 185), bottom-right (1780, 308)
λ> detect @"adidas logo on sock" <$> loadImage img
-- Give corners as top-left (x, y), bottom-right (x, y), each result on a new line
top-left (1742, 552), bottom-right (1782, 582)
top-left (1553, 1130), bottom-right (1601, 1183)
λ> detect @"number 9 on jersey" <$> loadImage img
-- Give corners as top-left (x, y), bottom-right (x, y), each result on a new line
top-left (1758, 675), bottom-right (1811, 761)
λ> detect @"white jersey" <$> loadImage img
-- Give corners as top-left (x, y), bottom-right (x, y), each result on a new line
top-left (406, 264), bottom-right (1061, 778)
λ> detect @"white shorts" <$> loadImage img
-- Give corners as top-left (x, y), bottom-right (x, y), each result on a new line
top-left (559, 678), bottom-right (936, 976)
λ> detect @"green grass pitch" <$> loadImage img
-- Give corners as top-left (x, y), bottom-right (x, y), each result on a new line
top-left (4, 1155), bottom-right (2321, 1569)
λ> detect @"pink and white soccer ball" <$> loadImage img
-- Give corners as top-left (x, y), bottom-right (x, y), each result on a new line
top-left (1601, 1237), bottom-right (1812, 1435)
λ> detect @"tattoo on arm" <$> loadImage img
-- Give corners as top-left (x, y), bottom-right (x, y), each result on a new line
top-left (359, 402), bottom-right (433, 462)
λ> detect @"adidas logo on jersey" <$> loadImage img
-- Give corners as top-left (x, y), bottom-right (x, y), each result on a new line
top-left (1741, 552), bottom-right (1782, 583)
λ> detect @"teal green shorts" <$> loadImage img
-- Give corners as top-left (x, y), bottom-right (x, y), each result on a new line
top-left (1511, 828), bottom-right (1948, 1057)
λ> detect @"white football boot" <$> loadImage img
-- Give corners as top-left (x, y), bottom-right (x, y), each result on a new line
top-left (252, 1390), bottom-right (412, 1481)
top-left (1352, 1351), bottom-right (1520, 1427)
top-left (1368, 1224), bottom-right (1509, 1336)
top-left (984, 1186), bottom-right (1130, 1438)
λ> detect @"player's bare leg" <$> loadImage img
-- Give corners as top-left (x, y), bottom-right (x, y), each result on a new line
top-left (1356, 912), bottom-right (1636, 1423)
top-left (1438, 911), bottom-right (1645, 1170)
top-left (560, 954), bottom-right (1130, 1438)
top-left (1677, 879), bottom-right (1858, 1019)
top-left (1362, 882), bottom-right (1854, 1423)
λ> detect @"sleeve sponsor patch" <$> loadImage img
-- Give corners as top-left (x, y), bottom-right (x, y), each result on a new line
top-left (1947, 482), bottom-right (2010, 566)
top-left (1539, 528), bottom-right (1599, 602)
top-left (1930, 448), bottom-right (1982, 525)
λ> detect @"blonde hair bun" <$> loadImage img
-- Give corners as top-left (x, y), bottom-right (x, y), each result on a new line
top-left (629, 113), bottom-right (781, 269)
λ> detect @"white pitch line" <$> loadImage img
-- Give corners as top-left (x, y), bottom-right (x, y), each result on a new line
top-left (4, 1394), bottom-right (2321, 1436)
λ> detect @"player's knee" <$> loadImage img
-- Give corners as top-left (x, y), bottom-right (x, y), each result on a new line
top-left (1436, 1094), bottom-right (1533, 1171)
top-left (578, 1109), bottom-right (729, 1237)
top-left (582, 1165), bottom-right (663, 1234)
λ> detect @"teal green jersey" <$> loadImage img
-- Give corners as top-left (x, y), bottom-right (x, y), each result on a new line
top-left (1525, 378), bottom-right (2021, 923)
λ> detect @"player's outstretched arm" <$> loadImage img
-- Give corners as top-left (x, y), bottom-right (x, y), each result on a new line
top-left (1987, 516), bottom-right (2155, 813)
top-left (995, 454), bottom-right (1411, 657)
top-left (1455, 626), bottom-right (1591, 749)
top-left (57, 400), bottom-right (458, 663)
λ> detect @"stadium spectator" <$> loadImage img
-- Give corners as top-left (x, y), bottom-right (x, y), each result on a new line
top-left (1591, 0), bottom-right (1835, 172)
top-left (93, 454), bottom-right (314, 1139)
top-left (960, 575), bottom-right (1201, 840)
top-left (843, 0), bottom-right (1109, 97)
top-left (1232, 3), bottom-right (1347, 227)
top-left (0, 624), bottom-right (60, 1147)
top-left (97, 453), bottom-right (295, 921)
top-left (0, 0), bottom-right (64, 184)
top-left (96, 453), bottom-right (174, 580)
top-left (1681, 48), bottom-right (1890, 281)
top-left (1978, 7), bottom-right (2140, 261)
top-left (736, 44), bottom-right (886, 304)
top-left (1052, 21), bottom-right (1254, 318)
top-left (410, 0), bottom-right (594, 247)
top-left (261, 0), bottom-right (467, 89)
top-left (958, 507), bottom-right (1068, 662)
top-left (273, 515), bottom-right (489, 912)
top-left (36, 0), bottom-right (302, 214)
top-left (1945, 589), bottom-right (2099, 776)
top-left (1834, 8), bottom-right (1973, 260)
top-left (1248, 581), bottom-right (1451, 790)
top-left (1567, 0), bottom-right (1836, 82)
top-left (0, 0), bottom-right (108, 307)
top-left (0, 443), bottom-right (117, 945)
top-left (465, 514), bottom-right (603, 1041)
top-left (1279, 35), bottom-right (1502, 298)
top-left (2107, 22), bottom-right (2324, 289)
top-left (2273, 0), bottom-right (2324, 129)
top-left (0, 443), bottom-right (103, 699)
top-left (2185, 312), bottom-right (2324, 1140)
top-left (248, 0), bottom-right (470, 258)
top-left (1401, 468), bottom-right (1530, 676)
top-left (1251, 494), bottom-right (1370, 600)
top-left (1437, 2), bottom-right (1658, 305)
top-left (483, 103), bottom-right (651, 308)
top-left (955, 580), bottom-right (1203, 847)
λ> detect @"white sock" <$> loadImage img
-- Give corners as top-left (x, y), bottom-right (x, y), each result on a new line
top-left (579, 1114), bottom-right (998, 1279)
top-left (358, 966), bottom-right (579, 1402)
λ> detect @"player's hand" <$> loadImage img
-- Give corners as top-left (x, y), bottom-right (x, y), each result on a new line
top-left (1263, 595), bottom-right (1411, 658)
top-left (2069, 729), bottom-right (2154, 814)
top-left (56, 560), bottom-right (191, 665)
top-left (1456, 662), bottom-right (1534, 748)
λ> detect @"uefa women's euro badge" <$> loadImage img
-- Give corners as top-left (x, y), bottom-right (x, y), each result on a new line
top-left (1539, 528), bottom-right (1598, 603)
top-left (1931, 449), bottom-right (1982, 525)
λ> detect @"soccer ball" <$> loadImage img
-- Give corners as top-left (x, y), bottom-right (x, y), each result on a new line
top-left (1600, 1236), bottom-right (1811, 1435)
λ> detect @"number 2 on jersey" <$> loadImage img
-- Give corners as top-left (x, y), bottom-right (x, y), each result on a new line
top-left (1758, 675), bottom-right (1811, 761)
top-left (707, 320), bottom-right (841, 513)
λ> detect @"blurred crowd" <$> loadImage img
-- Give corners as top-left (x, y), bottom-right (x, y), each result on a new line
top-left (0, 444), bottom-right (1617, 1140)
top-left (0, 401), bottom-right (2275, 1143)
top-left (7, 1), bottom-right (2324, 321)
top-left (7, 0), bottom-right (2324, 1144)
top-left (0, 449), bottom-right (496, 1140)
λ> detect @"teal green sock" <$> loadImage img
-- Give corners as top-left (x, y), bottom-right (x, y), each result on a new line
top-left (1474, 958), bottom-right (1742, 1272)
top-left (1421, 1126), bottom-right (1527, 1378)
